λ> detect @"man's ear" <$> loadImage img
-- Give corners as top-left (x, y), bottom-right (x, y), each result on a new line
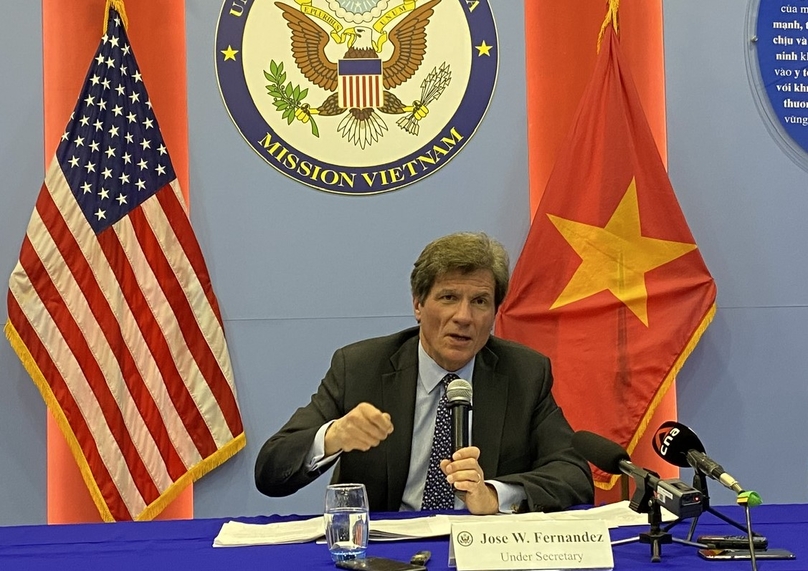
top-left (412, 297), bottom-right (421, 323)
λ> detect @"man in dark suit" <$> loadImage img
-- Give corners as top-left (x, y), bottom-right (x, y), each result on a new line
top-left (255, 232), bottom-right (593, 514)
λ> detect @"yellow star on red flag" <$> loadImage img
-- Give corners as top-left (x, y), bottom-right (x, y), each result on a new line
top-left (548, 178), bottom-right (697, 326)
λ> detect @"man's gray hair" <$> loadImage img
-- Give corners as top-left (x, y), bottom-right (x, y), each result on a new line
top-left (410, 232), bottom-right (510, 309)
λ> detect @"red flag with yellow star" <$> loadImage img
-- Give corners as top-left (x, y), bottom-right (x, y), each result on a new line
top-left (496, 25), bottom-right (716, 488)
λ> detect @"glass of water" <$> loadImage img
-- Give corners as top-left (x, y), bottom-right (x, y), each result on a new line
top-left (324, 483), bottom-right (369, 562)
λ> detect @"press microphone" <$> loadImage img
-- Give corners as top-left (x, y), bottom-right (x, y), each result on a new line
top-left (446, 378), bottom-right (472, 451)
top-left (572, 430), bottom-right (633, 474)
top-left (652, 421), bottom-right (744, 493)
top-left (572, 430), bottom-right (703, 518)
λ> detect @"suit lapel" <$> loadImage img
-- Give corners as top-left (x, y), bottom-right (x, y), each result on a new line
top-left (472, 343), bottom-right (507, 477)
top-left (382, 336), bottom-right (419, 510)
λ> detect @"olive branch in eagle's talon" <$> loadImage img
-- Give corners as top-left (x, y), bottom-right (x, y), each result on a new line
top-left (264, 60), bottom-right (320, 137)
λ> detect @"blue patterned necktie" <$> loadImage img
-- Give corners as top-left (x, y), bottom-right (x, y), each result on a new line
top-left (421, 373), bottom-right (458, 511)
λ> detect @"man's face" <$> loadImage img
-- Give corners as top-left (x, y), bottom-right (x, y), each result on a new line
top-left (413, 268), bottom-right (497, 372)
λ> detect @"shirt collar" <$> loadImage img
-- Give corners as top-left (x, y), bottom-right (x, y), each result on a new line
top-left (417, 341), bottom-right (475, 395)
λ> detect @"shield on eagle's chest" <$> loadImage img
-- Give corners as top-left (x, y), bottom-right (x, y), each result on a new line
top-left (338, 58), bottom-right (383, 109)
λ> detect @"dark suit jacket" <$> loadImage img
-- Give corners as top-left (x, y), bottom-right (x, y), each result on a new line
top-left (255, 327), bottom-right (593, 512)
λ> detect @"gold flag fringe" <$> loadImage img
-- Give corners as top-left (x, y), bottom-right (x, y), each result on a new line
top-left (594, 302), bottom-right (718, 491)
top-left (104, 0), bottom-right (129, 34)
top-left (597, 0), bottom-right (620, 53)
top-left (137, 432), bottom-right (247, 521)
top-left (5, 319), bottom-right (247, 521)
top-left (5, 319), bottom-right (114, 520)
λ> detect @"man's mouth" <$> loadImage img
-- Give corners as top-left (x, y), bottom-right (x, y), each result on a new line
top-left (447, 333), bottom-right (472, 343)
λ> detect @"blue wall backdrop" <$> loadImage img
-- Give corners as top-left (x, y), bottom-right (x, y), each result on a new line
top-left (1, 0), bottom-right (806, 525)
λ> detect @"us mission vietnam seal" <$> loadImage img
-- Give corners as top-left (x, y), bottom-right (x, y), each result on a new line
top-left (216, 0), bottom-right (499, 194)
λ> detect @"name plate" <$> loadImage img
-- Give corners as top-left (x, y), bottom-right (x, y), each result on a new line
top-left (450, 519), bottom-right (613, 570)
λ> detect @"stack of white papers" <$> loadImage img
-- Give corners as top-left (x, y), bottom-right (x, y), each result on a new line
top-left (369, 514), bottom-right (452, 541)
top-left (212, 500), bottom-right (676, 547)
top-left (214, 516), bottom-right (324, 547)
top-left (212, 514), bottom-right (451, 547)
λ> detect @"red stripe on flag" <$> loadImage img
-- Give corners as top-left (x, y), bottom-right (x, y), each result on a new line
top-left (157, 187), bottom-right (224, 326)
top-left (17, 234), bottom-right (160, 506)
top-left (35, 188), bottom-right (189, 481)
top-left (94, 208), bottom-right (220, 459)
top-left (127, 201), bottom-right (243, 437)
top-left (7, 293), bottom-right (131, 520)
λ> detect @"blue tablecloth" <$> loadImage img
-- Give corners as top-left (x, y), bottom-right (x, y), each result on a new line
top-left (1, 504), bottom-right (806, 570)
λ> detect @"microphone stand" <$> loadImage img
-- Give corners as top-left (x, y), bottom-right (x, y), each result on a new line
top-left (611, 469), bottom-right (704, 562)
top-left (662, 470), bottom-right (758, 541)
top-left (738, 492), bottom-right (759, 571)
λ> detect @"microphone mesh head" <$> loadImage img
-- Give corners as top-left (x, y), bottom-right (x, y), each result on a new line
top-left (446, 378), bottom-right (472, 405)
top-left (652, 421), bottom-right (706, 468)
top-left (571, 430), bottom-right (630, 475)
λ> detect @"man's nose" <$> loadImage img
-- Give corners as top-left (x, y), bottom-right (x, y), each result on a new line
top-left (453, 299), bottom-right (473, 322)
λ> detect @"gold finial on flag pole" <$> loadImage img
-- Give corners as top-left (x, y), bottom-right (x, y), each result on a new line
top-left (597, 0), bottom-right (620, 52)
top-left (104, 0), bottom-right (130, 34)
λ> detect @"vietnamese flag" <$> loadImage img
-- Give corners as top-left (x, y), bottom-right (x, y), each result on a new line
top-left (496, 24), bottom-right (716, 488)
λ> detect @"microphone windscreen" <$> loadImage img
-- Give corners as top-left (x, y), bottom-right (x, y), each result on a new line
top-left (571, 430), bottom-right (630, 475)
top-left (446, 378), bottom-right (472, 405)
top-left (652, 421), bottom-right (706, 468)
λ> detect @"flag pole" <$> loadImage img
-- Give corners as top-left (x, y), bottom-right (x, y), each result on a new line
top-left (597, 0), bottom-right (620, 52)
top-left (104, 0), bottom-right (129, 33)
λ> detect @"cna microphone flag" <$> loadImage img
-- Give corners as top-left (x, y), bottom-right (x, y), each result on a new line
top-left (496, 24), bottom-right (716, 488)
top-left (5, 1), bottom-right (245, 520)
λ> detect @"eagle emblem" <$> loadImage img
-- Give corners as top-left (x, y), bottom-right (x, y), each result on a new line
top-left (271, 0), bottom-right (449, 149)
top-left (215, 0), bottom-right (498, 194)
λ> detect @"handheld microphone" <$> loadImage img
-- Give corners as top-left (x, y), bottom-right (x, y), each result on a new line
top-left (446, 379), bottom-right (472, 451)
top-left (572, 430), bottom-right (703, 519)
top-left (652, 421), bottom-right (744, 494)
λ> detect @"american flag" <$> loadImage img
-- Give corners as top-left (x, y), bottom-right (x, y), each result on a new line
top-left (5, 5), bottom-right (245, 521)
